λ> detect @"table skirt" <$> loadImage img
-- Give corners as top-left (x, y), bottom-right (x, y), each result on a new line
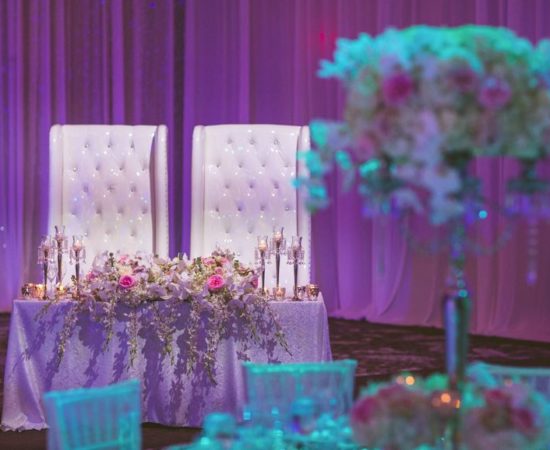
top-left (1, 298), bottom-right (331, 430)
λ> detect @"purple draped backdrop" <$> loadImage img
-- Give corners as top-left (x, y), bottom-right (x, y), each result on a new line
top-left (1, 0), bottom-right (550, 342)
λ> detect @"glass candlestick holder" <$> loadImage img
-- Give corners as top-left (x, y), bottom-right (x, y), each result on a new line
top-left (254, 236), bottom-right (270, 294)
top-left (70, 236), bottom-right (86, 299)
top-left (53, 225), bottom-right (68, 287)
top-left (287, 236), bottom-right (305, 300)
top-left (37, 235), bottom-right (54, 300)
top-left (270, 227), bottom-right (286, 291)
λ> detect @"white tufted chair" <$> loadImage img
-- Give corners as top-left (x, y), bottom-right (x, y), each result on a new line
top-left (48, 125), bottom-right (169, 270)
top-left (191, 124), bottom-right (311, 291)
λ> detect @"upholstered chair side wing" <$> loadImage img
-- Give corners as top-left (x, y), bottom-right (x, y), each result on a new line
top-left (152, 124), bottom-right (169, 257)
top-left (297, 126), bottom-right (311, 281)
top-left (48, 124), bottom-right (64, 234)
top-left (190, 125), bottom-right (206, 258)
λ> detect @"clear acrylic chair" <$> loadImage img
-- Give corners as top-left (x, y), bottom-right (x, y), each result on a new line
top-left (242, 360), bottom-right (357, 430)
top-left (478, 362), bottom-right (550, 400)
top-left (43, 379), bottom-right (141, 450)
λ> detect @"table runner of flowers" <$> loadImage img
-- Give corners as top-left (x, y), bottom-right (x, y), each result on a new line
top-left (35, 250), bottom-right (289, 383)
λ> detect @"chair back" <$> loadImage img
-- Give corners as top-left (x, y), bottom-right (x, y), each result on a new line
top-left (242, 360), bottom-right (357, 428)
top-left (43, 379), bottom-right (141, 450)
top-left (191, 124), bottom-right (311, 291)
top-left (48, 124), bottom-right (169, 271)
top-left (481, 363), bottom-right (550, 400)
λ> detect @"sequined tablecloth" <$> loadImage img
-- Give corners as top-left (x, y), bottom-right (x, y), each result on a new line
top-left (1, 298), bottom-right (331, 430)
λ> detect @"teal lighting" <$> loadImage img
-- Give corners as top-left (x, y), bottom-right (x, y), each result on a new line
top-left (359, 159), bottom-right (381, 178)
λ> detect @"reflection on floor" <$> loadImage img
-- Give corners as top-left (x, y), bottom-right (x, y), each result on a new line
top-left (1, 314), bottom-right (549, 449)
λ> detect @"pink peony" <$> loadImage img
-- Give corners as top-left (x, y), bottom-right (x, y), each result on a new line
top-left (449, 65), bottom-right (478, 92)
top-left (207, 274), bottom-right (225, 291)
top-left (86, 271), bottom-right (98, 282)
top-left (382, 71), bottom-right (414, 106)
top-left (350, 395), bottom-right (379, 424)
top-left (484, 388), bottom-right (511, 409)
top-left (250, 275), bottom-right (259, 289)
top-left (478, 77), bottom-right (511, 110)
top-left (511, 407), bottom-right (538, 436)
top-left (118, 274), bottom-right (137, 289)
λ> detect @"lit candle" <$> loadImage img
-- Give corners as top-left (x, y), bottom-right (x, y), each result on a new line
top-left (34, 284), bottom-right (45, 299)
top-left (55, 225), bottom-right (66, 241)
top-left (258, 239), bottom-right (268, 252)
top-left (274, 231), bottom-right (282, 243)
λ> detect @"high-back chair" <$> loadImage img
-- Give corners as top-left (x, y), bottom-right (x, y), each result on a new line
top-left (43, 379), bottom-right (141, 450)
top-left (190, 125), bottom-right (311, 291)
top-left (242, 360), bottom-right (357, 429)
top-left (48, 124), bottom-right (169, 271)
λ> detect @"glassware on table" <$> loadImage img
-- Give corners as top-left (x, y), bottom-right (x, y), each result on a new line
top-left (38, 235), bottom-right (55, 300)
top-left (270, 227), bottom-right (286, 294)
top-left (46, 258), bottom-right (58, 300)
top-left (287, 236), bottom-right (305, 300)
top-left (254, 235), bottom-right (270, 294)
top-left (306, 284), bottom-right (320, 300)
top-left (70, 236), bottom-right (86, 299)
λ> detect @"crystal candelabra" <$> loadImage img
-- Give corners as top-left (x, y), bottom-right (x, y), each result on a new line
top-left (287, 236), bottom-right (304, 300)
top-left (37, 236), bottom-right (54, 300)
top-left (254, 236), bottom-right (270, 294)
top-left (70, 236), bottom-right (86, 299)
top-left (53, 225), bottom-right (68, 287)
top-left (270, 227), bottom-right (286, 298)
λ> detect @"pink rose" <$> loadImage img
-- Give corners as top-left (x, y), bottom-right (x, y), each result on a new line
top-left (484, 388), bottom-right (510, 408)
top-left (207, 274), bottom-right (225, 291)
top-left (478, 77), bottom-right (511, 110)
top-left (86, 271), bottom-right (98, 282)
top-left (202, 257), bottom-right (215, 266)
top-left (215, 267), bottom-right (224, 275)
top-left (118, 274), bottom-right (137, 289)
top-left (382, 71), bottom-right (414, 106)
top-left (449, 66), bottom-right (477, 92)
top-left (250, 275), bottom-right (259, 289)
top-left (511, 407), bottom-right (537, 436)
top-left (351, 396), bottom-right (379, 424)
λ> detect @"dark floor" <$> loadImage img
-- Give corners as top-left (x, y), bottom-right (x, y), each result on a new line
top-left (1, 313), bottom-right (549, 449)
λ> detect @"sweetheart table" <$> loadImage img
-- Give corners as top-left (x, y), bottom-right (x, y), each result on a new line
top-left (1, 298), bottom-right (331, 431)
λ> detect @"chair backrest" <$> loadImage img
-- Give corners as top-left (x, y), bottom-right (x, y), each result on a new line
top-left (481, 363), bottom-right (550, 400)
top-left (48, 125), bottom-right (169, 270)
top-left (191, 124), bottom-right (311, 291)
top-left (242, 360), bottom-right (357, 428)
top-left (43, 379), bottom-right (142, 450)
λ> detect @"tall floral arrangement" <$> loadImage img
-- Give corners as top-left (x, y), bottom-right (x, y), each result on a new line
top-left (296, 26), bottom-right (550, 223)
top-left (350, 365), bottom-right (550, 450)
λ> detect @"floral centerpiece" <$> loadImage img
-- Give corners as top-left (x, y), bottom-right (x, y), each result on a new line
top-left (38, 250), bottom-right (288, 381)
top-left (350, 365), bottom-right (550, 450)
top-left (296, 25), bottom-right (550, 223)
top-left (295, 25), bottom-right (550, 448)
